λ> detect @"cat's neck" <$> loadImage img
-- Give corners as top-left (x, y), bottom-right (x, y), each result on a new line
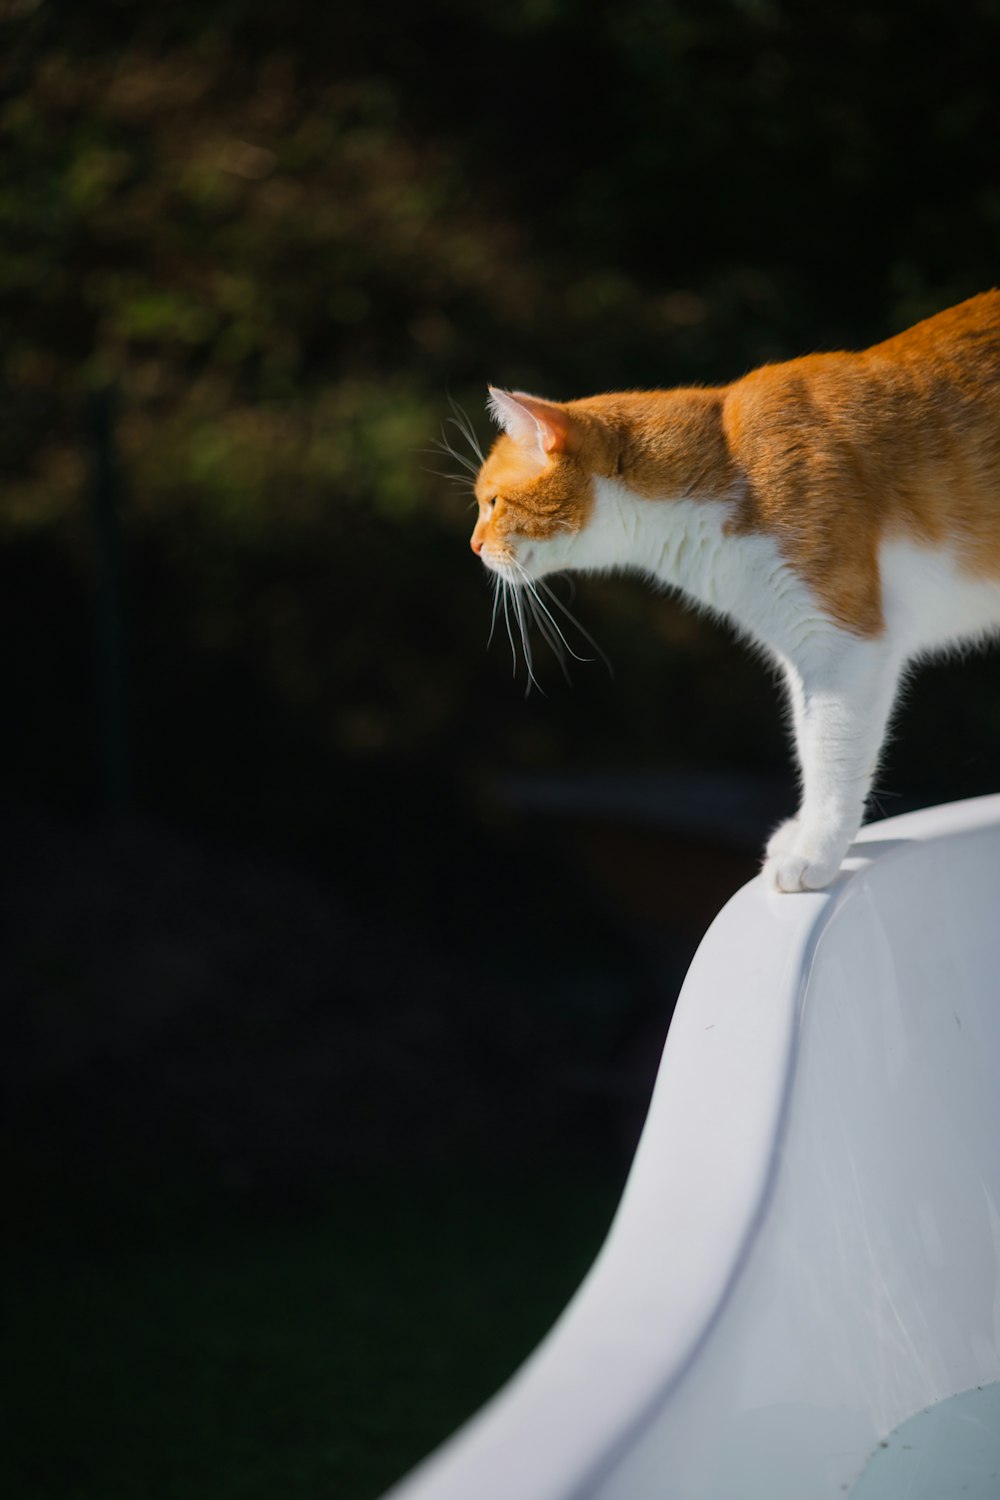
top-left (570, 390), bottom-right (811, 648)
top-left (575, 387), bottom-right (738, 501)
top-left (586, 478), bottom-right (778, 617)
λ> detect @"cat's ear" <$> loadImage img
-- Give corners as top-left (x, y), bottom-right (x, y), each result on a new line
top-left (487, 386), bottom-right (575, 457)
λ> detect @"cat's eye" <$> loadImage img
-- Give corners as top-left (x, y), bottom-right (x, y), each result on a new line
top-left (487, 496), bottom-right (497, 509)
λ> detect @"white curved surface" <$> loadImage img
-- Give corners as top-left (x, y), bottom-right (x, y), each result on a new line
top-left (382, 796), bottom-right (1000, 1500)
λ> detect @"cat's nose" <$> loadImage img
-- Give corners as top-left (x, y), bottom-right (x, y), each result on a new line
top-left (471, 535), bottom-right (483, 555)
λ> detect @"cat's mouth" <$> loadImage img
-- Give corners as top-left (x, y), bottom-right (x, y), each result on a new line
top-left (482, 544), bottom-right (533, 579)
top-left (485, 544), bottom-right (539, 578)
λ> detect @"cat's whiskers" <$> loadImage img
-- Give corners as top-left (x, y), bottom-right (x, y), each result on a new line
top-left (521, 586), bottom-right (571, 683)
top-left (512, 565), bottom-right (576, 683)
top-left (486, 561), bottom-right (540, 694)
top-left (435, 432), bottom-right (479, 474)
top-left (513, 562), bottom-right (591, 673)
top-left (487, 573), bottom-right (501, 648)
top-left (512, 580), bottom-right (544, 697)
top-left (535, 574), bottom-right (615, 679)
top-left (446, 398), bottom-right (485, 465)
top-left (422, 400), bottom-right (486, 491)
top-left (423, 400), bottom-right (492, 508)
top-left (500, 574), bottom-right (519, 678)
top-left (484, 556), bottom-right (613, 691)
top-left (446, 388), bottom-right (611, 690)
top-left (419, 463), bottom-right (475, 492)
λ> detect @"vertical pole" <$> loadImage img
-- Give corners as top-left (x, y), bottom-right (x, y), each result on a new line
top-left (90, 383), bottom-right (132, 816)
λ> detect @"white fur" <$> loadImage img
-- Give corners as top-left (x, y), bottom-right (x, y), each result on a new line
top-left (880, 539), bottom-right (1000, 655)
top-left (487, 389), bottom-right (550, 463)
top-left (486, 478), bottom-right (1000, 893)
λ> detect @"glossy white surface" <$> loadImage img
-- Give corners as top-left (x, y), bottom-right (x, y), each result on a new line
top-left (382, 796), bottom-right (1000, 1500)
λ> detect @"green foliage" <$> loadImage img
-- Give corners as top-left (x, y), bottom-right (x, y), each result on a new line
top-left (1, 0), bottom-right (999, 821)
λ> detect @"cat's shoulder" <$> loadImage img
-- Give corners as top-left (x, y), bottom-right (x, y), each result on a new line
top-left (866, 289), bottom-right (1000, 361)
top-left (725, 291), bottom-right (1000, 433)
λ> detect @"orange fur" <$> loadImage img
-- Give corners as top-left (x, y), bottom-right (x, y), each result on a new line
top-left (474, 292), bottom-right (1000, 635)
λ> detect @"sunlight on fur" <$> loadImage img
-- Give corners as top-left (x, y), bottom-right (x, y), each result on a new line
top-left (461, 292), bottom-right (1000, 893)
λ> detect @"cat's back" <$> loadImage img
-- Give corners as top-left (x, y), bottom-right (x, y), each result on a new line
top-left (721, 294), bottom-right (1000, 627)
top-left (728, 291), bottom-right (1000, 429)
top-left (865, 289), bottom-right (1000, 375)
top-left (725, 292), bottom-right (1000, 498)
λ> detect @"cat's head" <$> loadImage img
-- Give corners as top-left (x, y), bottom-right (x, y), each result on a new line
top-left (471, 388), bottom-right (611, 581)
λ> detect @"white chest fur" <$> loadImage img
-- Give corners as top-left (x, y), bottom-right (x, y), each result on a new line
top-left (542, 479), bottom-right (1000, 665)
top-left (880, 538), bottom-right (1000, 657)
top-left (562, 478), bottom-right (826, 662)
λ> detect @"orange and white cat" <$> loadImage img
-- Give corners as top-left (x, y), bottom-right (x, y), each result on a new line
top-left (468, 291), bottom-right (1000, 892)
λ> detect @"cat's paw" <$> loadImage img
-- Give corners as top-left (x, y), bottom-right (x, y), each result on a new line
top-left (765, 817), bottom-right (800, 858)
top-left (762, 816), bottom-right (855, 893)
top-left (763, 849), bottom-right (842, 894)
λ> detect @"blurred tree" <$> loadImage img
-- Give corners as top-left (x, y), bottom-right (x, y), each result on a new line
top-left (1, 0), bottom-right (999, 851)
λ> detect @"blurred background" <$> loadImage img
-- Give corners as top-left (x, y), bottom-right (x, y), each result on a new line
top-left (3, 1), bottom-right (1000, 1495)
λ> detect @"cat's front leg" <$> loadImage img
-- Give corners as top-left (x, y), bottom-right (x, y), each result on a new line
top-left (764, 639), bottom-right (899, 894)
top-left (765, 816), bottom-right (800, 859)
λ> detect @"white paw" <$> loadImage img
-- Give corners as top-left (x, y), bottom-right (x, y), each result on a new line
top-left (766, 817), bottom-right (800, 858)
top-left (763, 851), bottom-right (842, 893)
